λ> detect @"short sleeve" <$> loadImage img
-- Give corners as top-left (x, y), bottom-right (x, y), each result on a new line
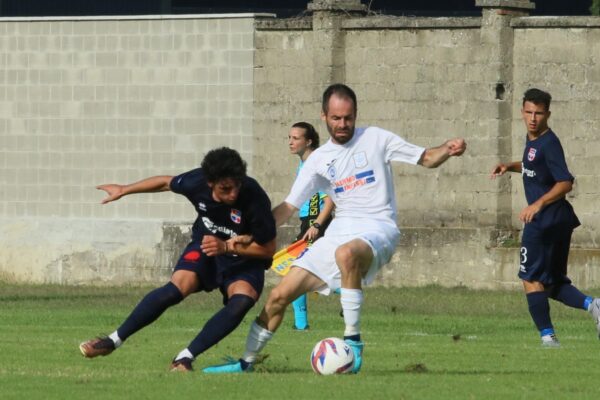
top-left (169, 169), bottom-right (202, 197)
top-left (545, 138), bottom-right (574, 183)
top-left (285, 159), bottom-right (328, 209)
top-left (381, 128), bottom-right (425, 165)
top-left (244, 180), bottom-right (277, 245)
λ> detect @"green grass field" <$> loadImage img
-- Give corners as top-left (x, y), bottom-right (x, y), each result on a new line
top-left (1, 283), bottom-right (598, 400)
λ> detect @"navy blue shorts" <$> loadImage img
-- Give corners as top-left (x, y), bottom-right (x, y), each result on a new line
top-left (518, 223), bottom-right (573, 286)
top-left (174, 240), bottom-right (265, 304)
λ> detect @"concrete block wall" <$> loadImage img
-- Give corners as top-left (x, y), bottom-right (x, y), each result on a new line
top-left (0, 14), bottom-right (261, 284)
top-left (2, 6), bottom-right (600, 289)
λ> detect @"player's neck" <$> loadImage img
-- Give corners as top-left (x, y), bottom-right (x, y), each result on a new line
top-left (528, 127), bottom-right (550, 141)
top-left (301, 149), bottom-right (312, 161)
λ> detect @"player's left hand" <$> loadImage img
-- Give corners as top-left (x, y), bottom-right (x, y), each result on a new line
top-left (201, 235), bottom-right (227, 256)
top-left (519, 203), bottom-right (541, 223)
top-left (446, 138), bottom-right (466, 156)
top-left (301, 226), bottom-right (319, 242)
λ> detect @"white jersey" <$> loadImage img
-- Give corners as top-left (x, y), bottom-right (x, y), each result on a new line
top-left (286, 126), bottom-right (425, 233)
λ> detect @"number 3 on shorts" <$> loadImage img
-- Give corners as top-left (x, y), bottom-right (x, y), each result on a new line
top-left (520, 246), bottom-right (528, 265)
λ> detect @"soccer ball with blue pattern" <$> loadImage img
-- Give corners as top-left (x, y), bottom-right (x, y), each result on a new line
top-left (310, 337), bottom-right (354, 375)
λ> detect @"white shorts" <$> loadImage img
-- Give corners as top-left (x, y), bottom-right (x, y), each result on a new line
top-left (292, 219), bottom-right (400, 295)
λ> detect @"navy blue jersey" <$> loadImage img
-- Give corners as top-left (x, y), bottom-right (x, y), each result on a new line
top-left (170, 168), bottom-right (276, 245)
top-left (521, 129), bottom-right (580, 230)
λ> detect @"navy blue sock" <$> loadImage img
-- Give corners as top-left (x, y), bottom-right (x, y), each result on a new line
top-left (526, 291), bottom-right (553, 333)
top-left (187, 294), bottom-right (255, 357)
top-left (549, 284), bottom-right (589, 310)
top-left (117, 282), bottom-right (183, 341)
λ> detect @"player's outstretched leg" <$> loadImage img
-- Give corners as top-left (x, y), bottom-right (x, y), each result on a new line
top-left (202, 317), bottom-right (273, 374)
top-left (292, 293), bottom-right (309, 330)
top-left (549, 283), bottom-right (600, 340)
top-left (202, 267), bottom-right (320, 373)
top-left (79, 281), bottom-right (184, 358)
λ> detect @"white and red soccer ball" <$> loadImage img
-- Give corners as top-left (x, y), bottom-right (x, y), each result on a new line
top-left (310, 337), bottom-right (354, 375)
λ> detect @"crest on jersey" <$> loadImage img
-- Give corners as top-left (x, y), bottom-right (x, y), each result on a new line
top-left (353, 152), bottom-right (368, 168)
top-left (230, 209), bottom-right (242, 224)
top-left (527, 148), bottom-right (537, 161)
top-left (327, 165), bottom-right (336, 179)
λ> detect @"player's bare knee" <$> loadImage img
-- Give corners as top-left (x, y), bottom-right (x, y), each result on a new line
top-left (335, 246), bottom-right (361, 274)
top-left (267, 286), bottom-right (293, 310)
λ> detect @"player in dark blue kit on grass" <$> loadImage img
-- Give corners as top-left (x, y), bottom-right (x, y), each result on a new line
top-left (491, 88), bottom-right (600, 347)
top-left (79, 147), bottom-right (276, 370)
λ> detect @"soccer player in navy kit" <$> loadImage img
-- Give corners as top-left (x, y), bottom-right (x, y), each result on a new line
top-left (79, 147), bottom-right (276, 370)
top-left (491, 88), bottom-right (600, 346)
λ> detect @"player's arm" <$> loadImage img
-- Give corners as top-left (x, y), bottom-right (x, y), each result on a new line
top-left (418, 138), bottom-right (466, 168)
top-left (272, 201), bottom-right (298, 227)
top-left (519, 180), bottom-right (573, 223)
top-left (490, 161), bottom-right (522, 178)
top-left (96, 176), bottom-right (173, 204)
top-left (201, 235), bottom-right (276, 258)
top-left (302, 196), bottom-right (335, 241)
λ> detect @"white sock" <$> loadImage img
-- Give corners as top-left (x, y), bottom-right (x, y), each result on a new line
top-left (340, 288), bottom-right (363, 337)
top-left (242, 320), bottom-right (273, 363)
top-left (109, 331), bottom-right (123, 348)
top-left (175, 348), bottom-right (194, 361)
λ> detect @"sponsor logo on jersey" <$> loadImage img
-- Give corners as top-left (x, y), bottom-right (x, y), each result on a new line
top-left (202, 217), bottom-right (237, 237)
top-left (353, 152), bottom-right (368, 168)
top-left (333, 170), bottom-right (375, 194)
top-left (527, 148), bottom-right (537, 161)
top-left (522, 167), bottom-right (536, 178)
top-left (197, 201), bottom-right (207, 211)
top-left (230, 209), bottom-right (242, 224)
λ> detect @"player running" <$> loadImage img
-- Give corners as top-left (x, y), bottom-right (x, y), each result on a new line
top-left (203, 84), bottom-right (466, 374)
top-left (491, 88), bottom-right (600, 347)
top-left (79, 147), bottom-right (276, 371)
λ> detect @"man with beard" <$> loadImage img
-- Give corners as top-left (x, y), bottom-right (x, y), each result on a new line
top-left (204, 84), bottom-right (466, 374)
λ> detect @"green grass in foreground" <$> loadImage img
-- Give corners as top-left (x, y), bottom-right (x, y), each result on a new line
top-left (0, 283), bottom-right (599, 400)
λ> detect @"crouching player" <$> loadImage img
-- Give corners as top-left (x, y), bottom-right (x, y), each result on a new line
top-left (79, 147), bottom-right (276, 371)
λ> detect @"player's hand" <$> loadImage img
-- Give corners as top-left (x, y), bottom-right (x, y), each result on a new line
top-left (490, 164), bottom-right (508, 179)
top-left (519, 204), bottom-right (541, 223)
top-left (446, 138), bottom-right (466, 156)
top-left (96, 184), bottom-right (125, 204)
top-left (301, 226), bottom-right (319, 242)
top-left (201, 235), bottom-right (227, 256)
top-left (232, 235), bottom-right (253, 245)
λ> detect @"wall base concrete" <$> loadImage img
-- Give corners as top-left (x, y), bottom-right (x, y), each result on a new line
top-left (4, 218), bottom-right (598, 290)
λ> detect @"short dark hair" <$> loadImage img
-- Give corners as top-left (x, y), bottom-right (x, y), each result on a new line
top-left (523, 88), bottom-right (552, 110)
top-left (201, 147), bottom-right (247, 183)
top-left (322, 83), bottom-right (357, 114)
top-left (292, 121), bottom-right (320, 150)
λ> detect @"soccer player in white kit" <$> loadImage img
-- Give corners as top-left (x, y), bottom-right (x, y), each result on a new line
top-left (204, 84), bottom-right (467, 374)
